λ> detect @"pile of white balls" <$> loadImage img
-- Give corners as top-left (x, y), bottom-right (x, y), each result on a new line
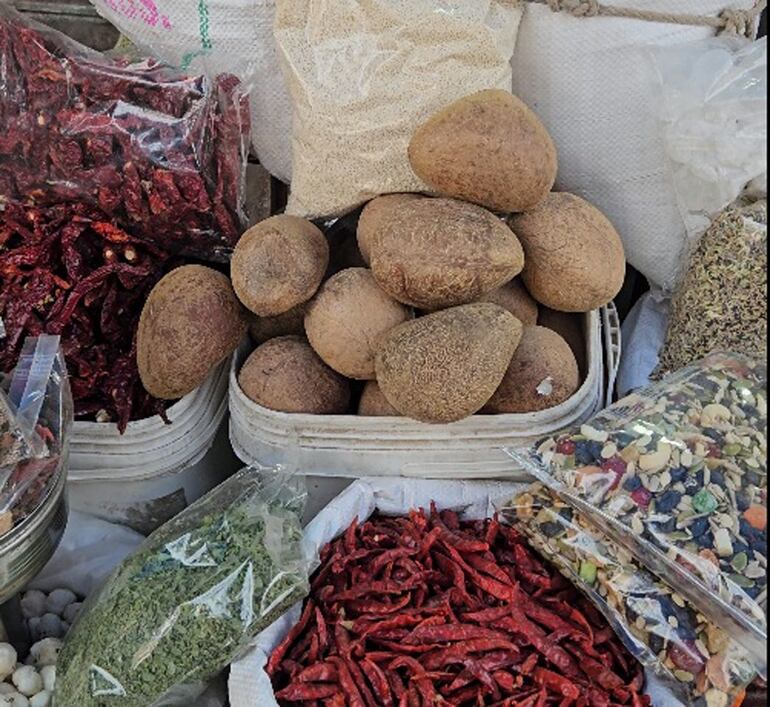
top-left (0, 588), bottom-right (82, 706)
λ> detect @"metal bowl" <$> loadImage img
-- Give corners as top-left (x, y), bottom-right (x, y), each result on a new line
top-left (0, 464), bottom-right (68, 605)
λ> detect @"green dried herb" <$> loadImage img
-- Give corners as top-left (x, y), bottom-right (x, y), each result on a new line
top-left (55, 469), bottom-right (308, 707)
top-left (655, 200), bottom-right (767, 378)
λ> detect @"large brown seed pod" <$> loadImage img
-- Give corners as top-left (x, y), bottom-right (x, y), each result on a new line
top-left (305, 268), bottom-right (413, 380)
top-left (408, 89), bottom-right (557, 213)
top-left (231, 215), bottom-right (329, 317)
top-left (137, 265), bottom-right (248, 400)
top-left (357, 193), bottom-right (424, 265)
top-left (369, 197), bottom-right (525, 310)
top-left (358, 381), bottom-right (402, 417)
top-left (508, 193), bottom-right (626, 313)
top-left (375, 303), bottom-right (523, 424)
top-left (484, 325), bottom-right (579, 414)
top-left (477, 278), bottom-right (539, 326)
top-left (238, 336), bottom-right (350, 414)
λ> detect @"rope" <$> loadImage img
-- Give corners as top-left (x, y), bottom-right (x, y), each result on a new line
top-left (533, 0), bottom-right (767, 37)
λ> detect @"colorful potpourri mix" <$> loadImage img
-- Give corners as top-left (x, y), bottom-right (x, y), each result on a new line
top-left (268, 506), bottom-right (651, 706)
top-left (0, 5), bottom-right (250, 261)
top-left (512, 353), bottom-right (767, 669)
top-left (0, 202), bottom-right (180, 431)
top-left (504, 484), bottom-right (757, 707)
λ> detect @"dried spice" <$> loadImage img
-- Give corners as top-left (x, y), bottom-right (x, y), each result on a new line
top-left (0, 5), bottom-right (250, 261)
top-left (0, 202), bottom-right (179, 430)
top-left (506, 484), bottom-right (757, 707)
top-left (55, 469), bottom-right (308, 707)
top-left (655, 201), bottom-right (767, 379)
top-left (269, 506), bottom-right (650, 706)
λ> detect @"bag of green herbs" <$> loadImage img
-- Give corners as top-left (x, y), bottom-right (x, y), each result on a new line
top-left (54, 467), bottom-right (309, 707)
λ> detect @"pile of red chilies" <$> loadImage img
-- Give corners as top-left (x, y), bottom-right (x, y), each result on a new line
top-left (268, 506), bottom-right (650, 707)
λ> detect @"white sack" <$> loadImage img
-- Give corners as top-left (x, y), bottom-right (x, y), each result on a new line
top-left (616, 292), bottom-right (670, 397)
top-left (511, 1), bottom-right (757, 294)
top-left (228, 477), bottom-right (684, 707)
top-left (89, 0), bottom-right (293, 182)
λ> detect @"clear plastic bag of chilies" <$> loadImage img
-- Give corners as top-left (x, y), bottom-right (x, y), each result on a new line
top-left (509, 352), bottom-right (767, 679)
top-left (0, 3), bottom-right (250, 261)
top-left (54, 466), bottom-right (309, 707)
top-left (503, 483), bottom-right (757, 707)
top-left (0, 334), bottom-right (72, 535)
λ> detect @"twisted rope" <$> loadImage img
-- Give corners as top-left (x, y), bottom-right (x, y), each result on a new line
top-left (534, 0), bottom-right (767, 37)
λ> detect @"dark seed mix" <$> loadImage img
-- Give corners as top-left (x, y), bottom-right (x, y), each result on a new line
top-left (504, 484), bottom-right (757, 707)
top-left (655, 201), bottom-right (767, 380)
top-left (517, 353), bottom-right (767, 638)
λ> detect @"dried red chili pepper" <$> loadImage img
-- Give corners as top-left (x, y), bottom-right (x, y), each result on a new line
top-left (269, 510), bottom-right (652, 707)
top-left (0, 202), bottom-right (178, 430)
top-left (0, 6), bottom-right (249, 261)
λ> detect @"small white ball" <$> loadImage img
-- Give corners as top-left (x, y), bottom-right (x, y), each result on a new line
top-left (6, 694), bottom-right (29, 707)
top-left (0, 645), bottom-right (17, 682)
top-left (0, 684), bottom-right (15, 695)
top-left (44, 590), bottom-right (76, 618)
top-left (28, 692), bottom-right (49, 707)
top-left (39, 667), bottom-right (54, 695)
top-left (11, 666), bottom-right (41, 698)
top-left (20, 593), bottom-right (46, 621)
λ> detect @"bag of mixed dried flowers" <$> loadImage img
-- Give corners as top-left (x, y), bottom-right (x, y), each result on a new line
top-left (0, 335), bottom-right (72, 538)
top-left (509, 352), bottom-right (767, 682)
top-left (504, 483), bottom-right (758, 707)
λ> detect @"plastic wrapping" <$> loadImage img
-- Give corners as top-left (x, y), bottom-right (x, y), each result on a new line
top-left (510, 352), bottom-right (767, 679)
top-left (0, 3), bottom-right (250, 261)
top-left (275, 0), bottom-right (522, 219)
top-left (651, 37), bottom-right (767, 267)
top-left (504, 483), bottom-right (757, 707)
top-left (0, 335), bottom-right (72, 535)
top-left (54, 466), bottom-right (309, 707)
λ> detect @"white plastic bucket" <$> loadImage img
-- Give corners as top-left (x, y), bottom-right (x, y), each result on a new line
top-left (229, 306), bottom-right (622, 480)
top-left (68, 360), bottom-right (241, 534)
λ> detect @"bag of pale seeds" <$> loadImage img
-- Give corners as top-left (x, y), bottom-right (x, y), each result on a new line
top-left (274, 0), bottom-right (522, 219)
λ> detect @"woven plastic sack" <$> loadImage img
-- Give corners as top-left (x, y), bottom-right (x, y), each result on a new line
top-left (511, 0), bottom-right (757, 294)
top-left (89, 0), bottom-right (293, 183)
top-left (276, 0), bottom-right (522, 219)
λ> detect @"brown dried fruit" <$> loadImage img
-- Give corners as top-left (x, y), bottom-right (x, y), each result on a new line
top-left (509, 193), bottom-right (625, 313)
top-left (408, 89), bottom-right (557, 213)
top-left (375, 303), bottom-right (522, 423)
top-left (484, 325), bottom-right (579, 414)
top-left (231, 215), bottom-right (329, 317)
top-left (369, 198), bottom-right (524, 310)
top-left (137, 265), bottom-right (248, 400)
top-left (358, 381), bottom-right (401, 417)
top-left (478, 279), bottom-right (539, 326)
top-left (238, 336), bottom-right (350, 414)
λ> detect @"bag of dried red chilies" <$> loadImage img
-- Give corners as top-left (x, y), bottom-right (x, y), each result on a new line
top-left (0, 201), bottom-right (180, 431)
top-left (0, 3), bottom-right (250, 262)
top-left (252, 480), bottom-right (654, 707)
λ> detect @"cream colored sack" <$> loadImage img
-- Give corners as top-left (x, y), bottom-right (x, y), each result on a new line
top-left (276, 0), bottom-right (523, 219)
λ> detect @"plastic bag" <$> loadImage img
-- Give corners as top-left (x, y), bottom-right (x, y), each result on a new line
top-left (0, 335), bottom-right (72, 535)
top-left (651, 36), bottom-right (767, 269)
top-left (0, 4), bottom-right (250, 261)
top-left (509, 352), bottom-right (767, 679)
top-left (54, 466), bottom-right (309, 707)
top-left (504, 483), bottom-right (757, 707)
top-left (275, 0), bottom-right (522, 219)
